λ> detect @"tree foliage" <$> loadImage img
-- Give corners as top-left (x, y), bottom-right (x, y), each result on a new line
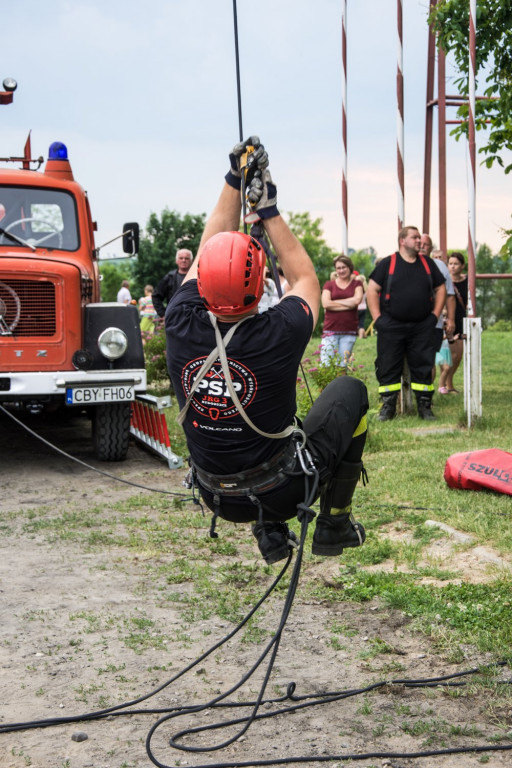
top-left (475, 244), bottom-right (512, 327)
top-left (350, 248), bottom-right (377, 279)
top-left (131, 208), bottom-right (206, 297)
top-left (430, 0), bottom-right (512, 173)
top-left (451, 244), bottom-right (512, 328)
top-left (285, 211), bottom-right (338, 289)
top-left (98, 260), bottom-right (133, 302)
top-left (284, 212), bottom-right (377, 333)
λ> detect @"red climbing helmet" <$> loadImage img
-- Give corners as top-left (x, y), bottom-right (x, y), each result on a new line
top-left (197, 231), bottom-right (266, 316)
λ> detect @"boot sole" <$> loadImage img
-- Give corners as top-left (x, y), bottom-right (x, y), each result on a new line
top-left (263, 544), bottom-right (291, 564)
top-left (311, 542), bottom-right (344, 556)
top-left (312, 534), bottom-right (366, 557)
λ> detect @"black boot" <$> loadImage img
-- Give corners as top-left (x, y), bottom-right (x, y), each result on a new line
top-left (252, 522), bottom-right (298, 565)
top-left (312, 461), bottom-right (366, 556)
top-left (416, 394), bottom-right (436, 420)
top-left (378, 392), bottom-right (398, 422)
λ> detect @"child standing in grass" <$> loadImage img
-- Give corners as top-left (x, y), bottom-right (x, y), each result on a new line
top-left (437, 315), bottom-right (453, 395)
top-left (139, 285), bottom-right (157, 336)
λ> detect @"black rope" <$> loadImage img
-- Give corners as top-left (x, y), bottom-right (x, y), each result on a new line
top-left (0, 403), bottom-right (191, 499)
top-left (232, 0), bottom-right (248, 234)
top-left (1, 490), bottom-right (509, 766)
top-left (0, 559), bottom-right (291, 735)
top-left (232, 0), bottom-right (243, 144)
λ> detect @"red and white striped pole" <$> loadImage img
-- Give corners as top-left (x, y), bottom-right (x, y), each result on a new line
top-left (341, 0), bottom-right (348, 254)
top-left (467, 0), bottom-right (477, 317)
top-left (396, 0), bottom-right (405, 231)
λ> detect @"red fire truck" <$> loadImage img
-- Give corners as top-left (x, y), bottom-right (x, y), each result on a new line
top-left (0, 79), bottom-right (146, 460)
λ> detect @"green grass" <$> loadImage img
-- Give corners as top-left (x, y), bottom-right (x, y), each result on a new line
top-left (7, 331), bottom-right (512, 665)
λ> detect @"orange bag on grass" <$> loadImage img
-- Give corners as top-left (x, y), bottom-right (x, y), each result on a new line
top-left (444, 449), bottom-right (512, 496)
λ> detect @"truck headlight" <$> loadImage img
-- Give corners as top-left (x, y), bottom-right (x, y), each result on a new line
top-left (98, 327), bottom-right (128, 361)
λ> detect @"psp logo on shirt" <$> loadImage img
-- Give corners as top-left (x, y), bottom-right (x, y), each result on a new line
top-left (182, 357), bottom-right (257, 420)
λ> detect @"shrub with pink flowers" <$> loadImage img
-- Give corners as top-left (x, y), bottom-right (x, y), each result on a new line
top-left (143, 323), bottom-right (169, 390)
top-left (296, 346), bottom-right (367, 418)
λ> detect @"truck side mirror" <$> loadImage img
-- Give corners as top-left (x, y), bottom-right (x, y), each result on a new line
top-left (122, 222), bottom-right (139, 255)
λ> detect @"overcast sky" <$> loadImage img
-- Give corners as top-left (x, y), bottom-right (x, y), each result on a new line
top-left (2, 0), bottom-right (510, 261)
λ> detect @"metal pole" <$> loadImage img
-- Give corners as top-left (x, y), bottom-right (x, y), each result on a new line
top-left (422, 1), bottom-right (437, 235)
top-left (341, 0), bottom-right (348, 254)
top-left (465, 0), bottom-right (480, 427)
top-left (396, 0), bottom-right (404, 231)
top-left (464, 317), bottom-right (482, 427)
top-left (438, 45), bottom-right (447, 254)
top-left (467, 0), bottom-right (477, 317)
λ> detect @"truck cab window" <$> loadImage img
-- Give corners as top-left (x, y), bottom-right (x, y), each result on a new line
top-left (0, 187), bottom-right (79, 251)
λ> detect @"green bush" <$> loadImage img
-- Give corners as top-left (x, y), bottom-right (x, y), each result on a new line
top-left (143, 323), bottom-right (168, 386)
top-left (296, 344), bottom-right (369, 419)
top-left (486, 319), bottom-right (512, 332)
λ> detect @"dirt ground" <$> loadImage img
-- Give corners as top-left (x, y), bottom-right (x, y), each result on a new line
top-left (1, 410), bottom-right (511, 768)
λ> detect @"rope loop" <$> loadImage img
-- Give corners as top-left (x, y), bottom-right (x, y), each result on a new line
top-left (295, 503), bottom-right (316, 526)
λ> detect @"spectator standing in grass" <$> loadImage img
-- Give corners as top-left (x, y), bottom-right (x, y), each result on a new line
top-left (366, 226), bottom-right (446, 421)
top-left (445, 252), bottom-right (468, 394)
top-left (320, 255), bottom-right (363, 367)
top-left (153, 249), bottom-right (193, 318)
top-left (419, 236), bottom-right (456, 390)
top-left (138, 284), bottom-right (158, 335)
top-left (356, 273), bottom-right (368, 339)
top-left (117, 279), bottom-right (132, 305)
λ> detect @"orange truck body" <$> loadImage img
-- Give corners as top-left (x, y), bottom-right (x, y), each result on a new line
top-left (0, 140), bottom-right (146, 460)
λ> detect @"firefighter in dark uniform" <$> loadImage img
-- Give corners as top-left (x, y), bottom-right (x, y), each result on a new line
top-left (165, 138), bottom-right (369, 565)
top-left (366, 226), bottom-right (446, 421)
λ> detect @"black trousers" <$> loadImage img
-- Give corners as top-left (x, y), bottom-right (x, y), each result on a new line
top-left (375, 313), bottom-right (437, 389)
top-left (199, 376), bottom-right (369, 523)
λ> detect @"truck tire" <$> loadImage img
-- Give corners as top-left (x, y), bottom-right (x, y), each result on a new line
top-left (92, 402), bottom-right (132, 461)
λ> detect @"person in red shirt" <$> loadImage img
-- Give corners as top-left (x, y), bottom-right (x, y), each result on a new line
top-left (320, 255), bottom-right (363, 367)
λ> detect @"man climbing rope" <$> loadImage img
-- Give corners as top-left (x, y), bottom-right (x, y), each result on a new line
top-left (165, 138), bottom-right (369, 564)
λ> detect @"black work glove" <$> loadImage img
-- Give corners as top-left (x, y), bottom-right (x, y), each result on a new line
top-left (225, 136), bottom-right (269, 190)
top-left (245, 168), bottom-right (279, 222)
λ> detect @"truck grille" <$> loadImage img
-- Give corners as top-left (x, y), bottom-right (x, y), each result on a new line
top-left (0, 280), bottom-right (56, 337)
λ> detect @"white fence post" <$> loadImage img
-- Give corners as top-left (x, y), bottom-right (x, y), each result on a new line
top-left (463, 316), bottom-right (482, 428)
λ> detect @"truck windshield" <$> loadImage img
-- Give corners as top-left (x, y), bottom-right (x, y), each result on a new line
top-left (0, 186), bottom-right (79, 251)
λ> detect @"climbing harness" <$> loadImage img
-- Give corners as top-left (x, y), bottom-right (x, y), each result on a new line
top-left (190, 426), bottom-right (317, 539)
top-left (176, 302), bottom-right (318, 538)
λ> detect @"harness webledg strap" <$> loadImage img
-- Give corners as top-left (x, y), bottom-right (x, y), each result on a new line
top-left (384, 252), bottom-right (433, 306)
top-left (176, 314), bottom-right (250, 426)
top-left (178, 311), bottom-right (296, 440)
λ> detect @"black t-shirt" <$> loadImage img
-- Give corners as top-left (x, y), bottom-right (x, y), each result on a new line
top-left (453, 277), bottom-right (468, 335)
top-left (369, 252), bottom-right (445, 322)
top-left (165, 280), bottom-right (314, 474)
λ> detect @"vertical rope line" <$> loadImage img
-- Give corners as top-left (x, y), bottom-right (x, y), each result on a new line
top-left (341, 0), bottom-right (348, 254)
top-left (232, 0), bottom-right (247, 232)
top-left (232, 0), bottom-right (243, 143)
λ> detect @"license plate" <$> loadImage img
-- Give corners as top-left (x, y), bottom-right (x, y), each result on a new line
top-left (65, 384), bottom-right (134, 405)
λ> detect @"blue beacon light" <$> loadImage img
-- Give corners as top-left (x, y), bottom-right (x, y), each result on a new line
top-left (48, 142), bottom-right (68, 160)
